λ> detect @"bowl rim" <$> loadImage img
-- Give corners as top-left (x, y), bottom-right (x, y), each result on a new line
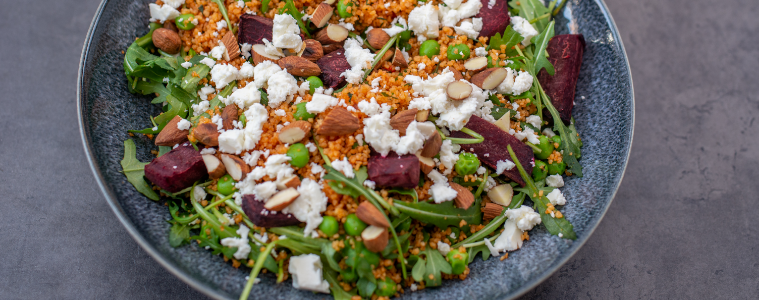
top-left (77, 0), bottom-right (634, 299)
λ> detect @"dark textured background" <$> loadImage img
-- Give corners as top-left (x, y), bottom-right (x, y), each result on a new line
top-left (1, 0), bottom-right (757, 299)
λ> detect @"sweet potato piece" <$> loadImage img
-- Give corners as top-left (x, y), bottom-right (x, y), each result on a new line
top-left (450, 116), bottom-right (533, 186)
top-left (316, 49), bottom-right (351, 89)
top-left (476, 0), bottom-right (511, 38)
top-left (538, 34), bottom-right (586, 124)
top-left (237, 15), bottom-right (273, 46)
top-left (144, 143), bottom-right (207, 193)
top-left (367, 152), bottom-right (420, 189)
top-left (241, 194), bottom-right (302, 228)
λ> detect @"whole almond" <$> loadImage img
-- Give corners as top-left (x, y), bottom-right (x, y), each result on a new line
top-left (450, 182), bottom-right (475, 209)
top-left (356, 201), bottom-right (390, 228)
top-left (420, 131), bottom-right (442, 158)
top-left (193, 123), bottom-right (221, 146)
top-left (152, 28), bottom-right (181, 54)
top-left (316, 107), bottom-right (360, 136)
top-left (321, 43), bottom-right (343, 55)
top-left (221, 104), bottom-right (239, 130)
top-left (155, 115), bottom-right (189, 146)
top-left (278, 121), bottom-right (312, 144)
top-left (367, 28), bottom-right (391, 49)
top-left (390, 108), bottom-right (418, 135)
top-left (483, 202), bottom-right (505, 220)
top-left (278, 56), bottom-right (322, 77)
top-left (300, 39), bottom-right (324, 62)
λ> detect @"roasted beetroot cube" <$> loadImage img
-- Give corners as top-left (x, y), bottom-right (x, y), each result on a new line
top-left (144, 143), bottom-right (207, 193)
top-left (316, 49), bottom-right (351, 89)
top-left (241, 194), bottom-right (302, 228)
top-left (476, 0), bottom-right (511, 38)
top-left (538, 34), bottom-right (586, 124)
top-left (451, 116), bottom-right (534, 186)
top-left (237, 15), bottom-right (273, 45)
top-left (368, 153), bottom-right (420, 189)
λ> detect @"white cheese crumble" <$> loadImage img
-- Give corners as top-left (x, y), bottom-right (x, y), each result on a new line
top-left (363, 180), bottom-right (376, 189)
top-left (199, 57), bottom-right (216, 68)
top-left (176, 118), bottom-right (191, 131)
top-left (437, 241), bottom-right (451, 256)
top-left (219, 225), bottom-right (251, 260)
top-left (542, 127), bottom-right (556, 138)
top-left (525, 115), bottom-right (542, 129)
top-left (428, 169), bottom-right (458, 203)
top-left (163, 0), bottom-right (185, 9)
top-left (216, 19), bottom-right (227, 30)
top-left (491, 206), bottom-right (541, 253)
top-left (439, 0), bottom-right (482, 28)
top-left (148, 4), bottom-right (180, 23)
top-left (546, 189), bottom-right (567, 206)
top-left (210, 64), bottom-right (239, 89)
top-left (362, 110), bottom-right (400, 156)
top-left (180, 61), bottom-right (193, 69)
top-left (191, 100), bottom-right (210, 116)
top-left (254, 181), bottom-right (278, 201)
top-left (546, 174), bottom-right (565, 188)
top-left (306, 93), bottom-right (339, 113)
top-left (510, 16), bottom-right (539, 46)
top-left (240, 43), bottom-right (253, 59)
top-left (514, 126), bottom-right (540, 144)
top-left (405, 68), bottom-right (489, 131)
top-left (383, 17), bottom-right (408, 37)
top-left (239, 61), bottom-right (255, 78)
top-left (282, 178), bottom-right (328, 237)
top-left (340, 38), bottom-right (375, 85)
top-left (266, 70), bottom-right (298, 108)
top-left (408, 2), bottom-right (439, 42)
top-left (496, 159), bottom-right (515, 174)
top-left (288, 254), bottom-right (330, 293)
top-left (331, 157), bottom-right (355, 178)
top-left (272, 14), bottom-right (302, 49)
top-left (453, 18), bottom-right (483, 40)
top-left (252, 60), bottom-right (282, 89)
top-left (228, 83), bottom-right (261, 109)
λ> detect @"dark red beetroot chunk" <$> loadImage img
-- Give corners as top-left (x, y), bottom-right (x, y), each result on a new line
top-left (316, 49), bottom-right (351, 89)
top-left (451, 116), bottom-right (533, 186)
top-left (241, 194), bottom-right (302, 228)
top-left (144, 143), bottom-right (207, 193)
top-left (368, 152), bottom-right (420, 189)
top-left (538, 34), bottom-right (586, 124)
top-left (237, 15), bottom-right (273, 45)
top-left (476, 0), bottom-right (511, 38)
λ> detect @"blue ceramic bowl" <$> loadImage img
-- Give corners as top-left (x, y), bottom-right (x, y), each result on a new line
top-left (78, 0), bottom-right (634, 298)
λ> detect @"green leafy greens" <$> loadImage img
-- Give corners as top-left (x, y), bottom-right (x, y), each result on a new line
top-left (119, 139), bottom-right (159, 200)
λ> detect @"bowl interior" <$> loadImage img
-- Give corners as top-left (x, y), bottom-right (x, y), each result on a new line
top-left (78, 0), bottom-right (633, 299)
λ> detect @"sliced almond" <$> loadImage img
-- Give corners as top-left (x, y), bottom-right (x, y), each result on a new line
top-left (311, 3), bottom-right (334, 28)
top-left (446, 81), bottom-right (473, 101)
top-left (202, 154), bottom-right (226, 179)
top-left (300, 39), bottom-right (324, 62)
top-left (221, 31), bottom-right (241, 61)
top-left (193, 123), bottom-right (221, 146)
top-left (464, 56), bottom-right (488, 72)
top-left (252, 44), bottom-right (281, 64)
top-left (323, 0), bottom-right (337, 4)
top-left (221, 154), bottom-right (251, 181)
top-left (315, 24), bottom-right (349, 44)
top-left (416, 121), bottom-right (437, 139)
top-left (390, 108), bottom-right (418, 136)
top-left (415, 109), bottom-right (429, 122)
top-left (361, 225), bottom-right (389, 253)
top-left (471, 67), bottom-right (509, 90)
top-left (483, 202), bottom-right (505, 220)
top-left (372, 47), bottom-right (394, 71)
top-left (487, 184), bottom-right (514, 207)
top-left (366, 28), bottom-right (391, 49)
top-left (449, 67), bottom-right (464, 81)
top-left (356, 201), bottom-right (390, 228)
top-left (221, 104), bottom-right (239, 130)
top-left (321, 43), bottom-right (343, 54)
top-left (392, 48), bottom-right (408, 69)
top-left (420, 130), bottom-right (442, 158)
top-left (276, 175), bottom-right (301, 190)
top-left (494, 111), bottom-right (511, 133)
top-left (155, 115), bottom-right (189, 146)
top-left (264, 188), bottom-right (300, 211)
top-left (278, 121), bottom-right (312, 144)
top-left (278, 56), bottom-right (322, 77)
top-left (416, 153), bottom-right (435, 174)
top-left (450, 182), bottom-right (475, 209)
top-left (316, 107), bottom-right (360, 136)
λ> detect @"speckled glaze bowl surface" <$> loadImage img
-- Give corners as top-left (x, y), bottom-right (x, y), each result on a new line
top-left (78, 0), bottom-right (633, 298)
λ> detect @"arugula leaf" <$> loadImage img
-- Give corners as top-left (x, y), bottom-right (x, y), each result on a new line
top-left (120, 139), bottom-right (159, 200)
top-left (321, 243), bottom-right (342, 271)
top-left (325, 269), bottom-right (357, 300)
top-left (393, 199), bottom-right (482, 228)
top-left (168, 221), bottom-right (190, 247)
top-left (411, 257), bottom-right (426, 281)
top-left (381, 232), bottom-right (411, 257)
top-left (530, 21), bottom-right (556, 76)
top-left (181, 63), bottom-right (211, 94)
top-left (487, 25), bottom-right (522, 53)
top-left (259, 89), bottom-right (269, 107)
top-left (467, 243), bottom-right (492, 263)
top-left (207, 82), bottom-right (237, 110)
top-left (152, 95), bottom-right (188, 131)
top-left (388, 188), bottom-right (418, 203)
top-left (123, 42), bottom-right (174, 82)
top-left (356, 259), bottom-right (375, 283)
top-left (421, 247), bottom-right (452, 287)
top-left (538, 81), bottom-right (583, 176)
top-left (509, 0), bottom-right (552, 32)
top-left (210, 0), bottom-right (234, 34)
top-left (158, 146), bottom-right (172, 157)
top-left (357, 277), bottom-right (376, 298)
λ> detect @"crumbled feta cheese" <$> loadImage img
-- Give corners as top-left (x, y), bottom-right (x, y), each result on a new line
top-left (363, 180), bottom-right (376, 189)
top-left (546, 175), bottom-right (565, 188)
top-left (542, 127), bottom-right (556, 138)
top-left (484, 238), bottom-right (501, 257)
top-left (396, 121), bottom-right (426, 155)
top-left (428, 170), bottom-right (458, 203)
top-left (288, 254), bottom-right (330, 293)
top-left (239, 61), bottom-right (255, 78)
top-left (282, 178), bottom-right (328, 237)
top-left (148, 4), bottom-right (180, 23)
top-left (219, 225), bottom-right (251, 260)
top-left (496, 159), bottom-right (515, 174)
top-left (237, 0), bottom-right (245, 8)
top-left (512, 71), bottom-right (534, 95)
top-left (337, 20), bottom-right (355, 31)
top-left (405, 69), bottom-right (488, 131)
top-left (272, 14), bottom-right (302, 49)
top-left (254, 181), bottom-right (278, 201)
top-left (307, 93), bottom-right (339, 113)
top-left (408, 2), bottom-right (440, 42)
top-left (357, 98), bottom-right (387, 116)
top-left (305, 142), bottom-right (317, 152)
top-left (514, 126), bottom-right (540, 144)
top-left (332, 158), bottom-right (355, 178)
top-left (261, 38), bottom-right (283, 57)
top-left (210, 64), bottom-right (239, 89)
top-left (242, 151), bottom-right (263, 166)
top-left (418, 62), bottom-right (426, 71)
top-left (200, 147), bottom-right (216, 155)
top-left (240, 43), bottom-right (252, 59)
top-left (228, 82), bottom-right (262, 108)
top-left (340, 38), bottom-right (375, 85)
top-left (511, 16), bottom-right (539, 46)
top-left (266, 70), bottom-right (298, 108)
top-left (439, 0), bottom-right (482, 28)
top-left (180, 61), bottom-right (193, 68)
top-left (476, 166), bottom-right (486, 175)
top-left (438, 140), bottom-right (459, 175)
top-left (199, 57), bottom-right (216, 68)
top-left (176, 118), bottom-right (191, 130)
top-left (163, 0), bottom-right (185, 9)
top-left (546, 189), bottom-right (567, 206)
top-left (216, 19), bottom-right (227, 30)
top-left (218, 129), bottom-right (246, 154)
top-left (454, 18), bottom-right (483, 40)
top-left (362, 110), bottom-right (400, 156)
top-left (490, 206), bottom-right (541, 252)
top-left (507, 205), bottom-right (542, 231)
top-left (410, 283), bottom-right (418, 291)
top-left (310, 162), bottom-right (324, 176)
top-left (383, 17), bottom-right (407, 37)
top-left (437, 241), bottom-right (451, 255)
top-left (252, 60), bottom-right (282, 89)
top-left (191, 100), bottom-right (210, 116)
top-left (526, 115), bottom-right (542, 129)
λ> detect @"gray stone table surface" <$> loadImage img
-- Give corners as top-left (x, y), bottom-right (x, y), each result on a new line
top-left (1, 0), bottom-right (757, 299)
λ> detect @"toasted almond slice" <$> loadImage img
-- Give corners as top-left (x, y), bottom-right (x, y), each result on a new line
top-left (373, 47), bottom-right (394, 71)
top-left (471, 67), bottom-right (509, 90)
top-left (202, 154), bottom-right (226, 179)
top-left (221, 31), bottom-right (241, 61)
top-left (311, 3), bottom-right (334, 28)
top-left (356, 201), bottom-right (390, 228)
top-left (494, 111), bottom-right (511, 133)
top-left (450, 182), bottom-right (475, 209)
top-left (221, 154), bottom-right (251, 181)
top-left (221, 104), bottom-right (239, 130)
top-left (392, 48), bottom-right (408, 69)
top-left (416, 153), bottom-right (435, 174)
top-left (300, 39), bottom-right (324, 62)
top-left (483, 202), bottom-right (505, 220)
top-left (449, 67), bottom-right (464, 81)
top-left (361, 225), bottom-right (389, 253)
top-left (420, 130), bottom-right (442, 158)
top-left (315, 24), bottom-right (349, 44)
top-left (278, 121), bottom-right (312, 144)
top-left (193, 123), bottom-right (221, 146)
top-left (321, 43), bottom-right (343, 54)
top-left (446, 81), bottom-right (473, 101)
top-left (464, 56), bottom-right (488, 72)
top-left (264, 188), bottom-right (300, 211)
top-left (389, 108), bottom-right (418, 136)
top-left (323, 0), bottom-right (337, 4)
top-left (487, 184), bottom-right (513, 207)
top-left (367, 28), bottom-right (391, 49)
top-left (252, 44), bottom-right (281, 64)
top-left (276, 176), bottom-right (301, 190)
top-left (415, 109), bottom-right (429, 122)
top-left (155, 115), bottom-right (189, 146)
top-left (278, 56), bottom-right (322, 77)
top-left (316, 107), bottom-right (360, 136)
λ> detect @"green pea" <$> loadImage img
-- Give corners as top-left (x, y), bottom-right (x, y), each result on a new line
top-left (419, 40), bottom-right (440, 58)
top-left (447, 249), bottom-right (469, 275)
top-left (399, 41), bottom-right (412, 51)
top-left (293, 102), bottom-right (315, 121)
top-left (534, 135), bottom-right (555, 160)
top-left (455, 153), bottom-right (480, 175)
top-left (360, 248), bottom-right (381, 267)
top-left (175, 14), bottom-right (197, 30)
top-left (344, 214), bottom-right (367, 236)
top-left (319, 216), bottom-right (339, 236)
top-left (238, 114), bottom-right (247, 128)
top-left (533, 160), bottom-right (548, 182)
top-left (340, 268), bottom-right (358, 283)
top-left (336, 0), bottom-right (354, 18)
top-left (217, 174), bottom-right (237, 196)
top-left (306, 76), bottom-right (323, 94)
top-left (551, 135), bottom-right (561, 147)
top-left (286, 143), bottom-right (309, 168)
top-left (446, 44), bottom-right (470, 61)
top-left (398, 29), bottom-right (412, 43)
top-left (547, 160), bottom-right (566, 175)
top-left (375, 277), bottom-right (396, 296)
